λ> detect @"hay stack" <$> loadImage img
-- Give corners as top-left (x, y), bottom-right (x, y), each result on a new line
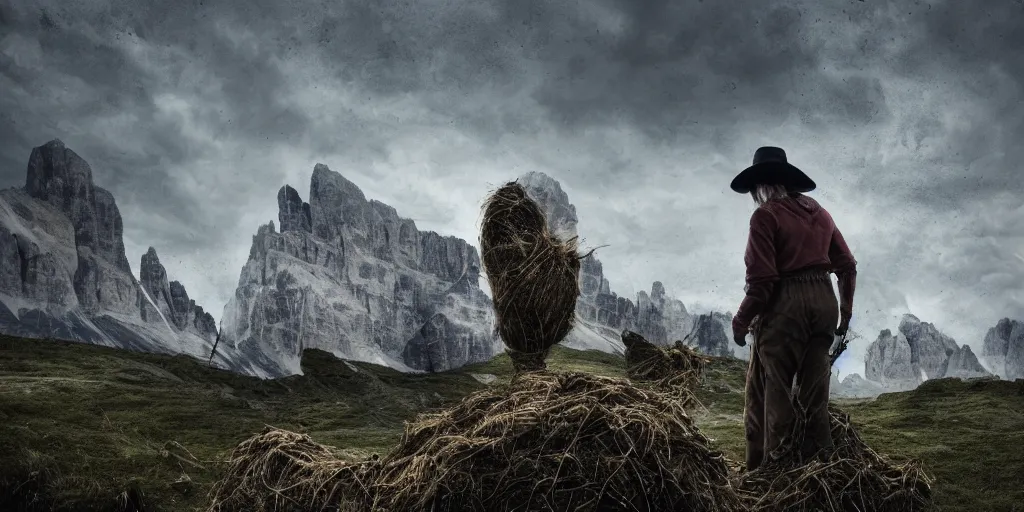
top-left (366, 371), bottom-right (742, 512)
top-left (622, 330), bottom-right (708, 392)
top-left (208, 428), bottom-right (379, 512)
top-left (737, 405), bottom-right (933, 512)
top-left (479, 182), bottom-right (582, 372)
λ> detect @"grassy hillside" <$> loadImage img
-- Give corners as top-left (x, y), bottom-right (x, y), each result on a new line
top-left (1, 334), bottom-right (1022, 511)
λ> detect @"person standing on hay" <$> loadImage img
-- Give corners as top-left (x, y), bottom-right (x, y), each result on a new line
top-left (729, 146), bottom-right (858, 472)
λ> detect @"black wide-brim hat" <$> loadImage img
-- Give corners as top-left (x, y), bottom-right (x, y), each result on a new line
top-left (730, 146), bottom-right (816, 194)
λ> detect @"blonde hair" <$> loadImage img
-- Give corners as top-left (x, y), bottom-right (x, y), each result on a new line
top-left (751, 183), bottom-right (790, 205)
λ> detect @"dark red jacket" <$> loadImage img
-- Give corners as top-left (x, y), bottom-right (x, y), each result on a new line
top-left (733, 194), bottom-right (857, 332)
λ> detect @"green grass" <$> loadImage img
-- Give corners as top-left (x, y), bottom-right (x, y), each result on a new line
top-left (842, 378), bottom-right (1024, 511)
top-left (1, 334), bottom-right (1022, 511)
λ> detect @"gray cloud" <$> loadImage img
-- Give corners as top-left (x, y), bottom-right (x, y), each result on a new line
top-left (0, 0), bottom-right (1021, 375)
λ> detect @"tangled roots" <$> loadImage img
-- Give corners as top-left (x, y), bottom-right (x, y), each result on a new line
top-left (479, 182), bottom-right (582, 370)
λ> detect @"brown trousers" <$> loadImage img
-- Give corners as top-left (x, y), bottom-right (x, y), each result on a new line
top-left (744, 271), bottom-right (838, 471)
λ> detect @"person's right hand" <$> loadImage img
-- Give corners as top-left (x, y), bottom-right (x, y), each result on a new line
top-left (836, 313), bottom-right (851, 336)
top-left (731, 317), bottom-right (748, 347)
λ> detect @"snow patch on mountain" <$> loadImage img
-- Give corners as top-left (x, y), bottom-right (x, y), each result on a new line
top-left (561, 318), bottom-right (626, 354)
top-left (138, 282), bottom-right (175, 335)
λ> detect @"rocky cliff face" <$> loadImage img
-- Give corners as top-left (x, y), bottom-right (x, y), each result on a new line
top-left (865, 328), bottom-right (920, 391)
top-left (713, 311), bottom-right (749, 360)
top-left (982, 318), bottom-right (1024, 380)
top-left (898, 314), bottom-right (959, 379)
top-left (517, 171), bottom-right (739, 357)
top-left (683, 313), bottom-right (733, 358)
top-left (219, 164), bottom-right (500, 377)
top-left (138, 247), bottom-right (217, 340)
top-left (864, 314), bottom-right (991, 392)
top-left (943, 345), bottom-right (991, 380)
top-left (0, 140), bottom-right (226, 369)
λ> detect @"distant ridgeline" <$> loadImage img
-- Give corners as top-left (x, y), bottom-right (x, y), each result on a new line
top-left (0, 140), bottom-right (742, 378)
top-left (831, 314), bottom-right (1022, 398)
top-left (215, 169), bottom-right (744, 377)
top-left (11, 140), bottom-right (1016, 389)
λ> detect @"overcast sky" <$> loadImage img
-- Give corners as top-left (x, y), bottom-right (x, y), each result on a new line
top-left (1, 0), bottom-right (1022, 377)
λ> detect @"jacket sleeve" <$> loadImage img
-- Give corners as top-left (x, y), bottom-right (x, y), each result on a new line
top-left (734, 208), bottom-right (779, 330)
top-left (828, 223), bottom-right (858, 318)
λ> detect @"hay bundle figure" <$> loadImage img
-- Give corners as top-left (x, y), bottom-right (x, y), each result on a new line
top-left (367, 372), bottom-right (743, 512)
top-left (736, 404), bottom-right (933, 511)
top-left (480, 181), bottom-right (582, 372)
top-left (622, 330), bottom-right (708, 393)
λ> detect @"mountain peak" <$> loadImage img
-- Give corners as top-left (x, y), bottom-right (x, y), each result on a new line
top-left (309, 164), bottom-right (368, 204)
top-left (652, 281), bottom-right (666, 300)
top-left (1, 139), bottom-right (221, 360)
top-left (518, 170), bottom-right (561, 189)
top-left (982, 317), bottom-right (1024, 380)
top-left (140, 247), bottom-right (168, 286)
top-left (277, 184), bottom-right (312, 233)
top-left (517, 171), bottom-right (578, 241)
top-left (901, 313), bottom-right (921, 324)
top-left (25, 139), bottom-right (95, 204)
top-left (223, 162), bottom-right (499, 376)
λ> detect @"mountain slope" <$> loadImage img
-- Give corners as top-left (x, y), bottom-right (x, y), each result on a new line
top-left (983, 317), bottom-right (1024, 380)
top-left (219, 166), bottom-right (501, 377)
top-left (0, 140), bottom-right (235, 370)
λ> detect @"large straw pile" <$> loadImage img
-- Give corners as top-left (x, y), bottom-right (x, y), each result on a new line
top-left (209, 373), bottom-right (742, 512)
top-left (479, 182), bottom-right (582, 371)
top-left (208, 386), bottom-right (932, 512)
top-left (736, 405), bottom-right (933, 512)
top-left (622, 330), bottom-right (708, 394)
top-left (366, 371), bottom-right (743, 512)
top-left (208, 428), bottom-right (379, 512)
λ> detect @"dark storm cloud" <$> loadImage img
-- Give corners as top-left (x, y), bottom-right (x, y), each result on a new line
top-left (524, 2), bottom-right (849, 137)
top-left (843, 0), bottom-right (1024, 208)
top-left (0, 0), bottom-right (962, 185)
top-left (58, 0), bottom-right (882, 144)
top-left (284, 0), bottom-right (892, 142)
top-left (0, 0), bottom-right (321, 251)
top-left (2, 0), bottom-right (1020, 172)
